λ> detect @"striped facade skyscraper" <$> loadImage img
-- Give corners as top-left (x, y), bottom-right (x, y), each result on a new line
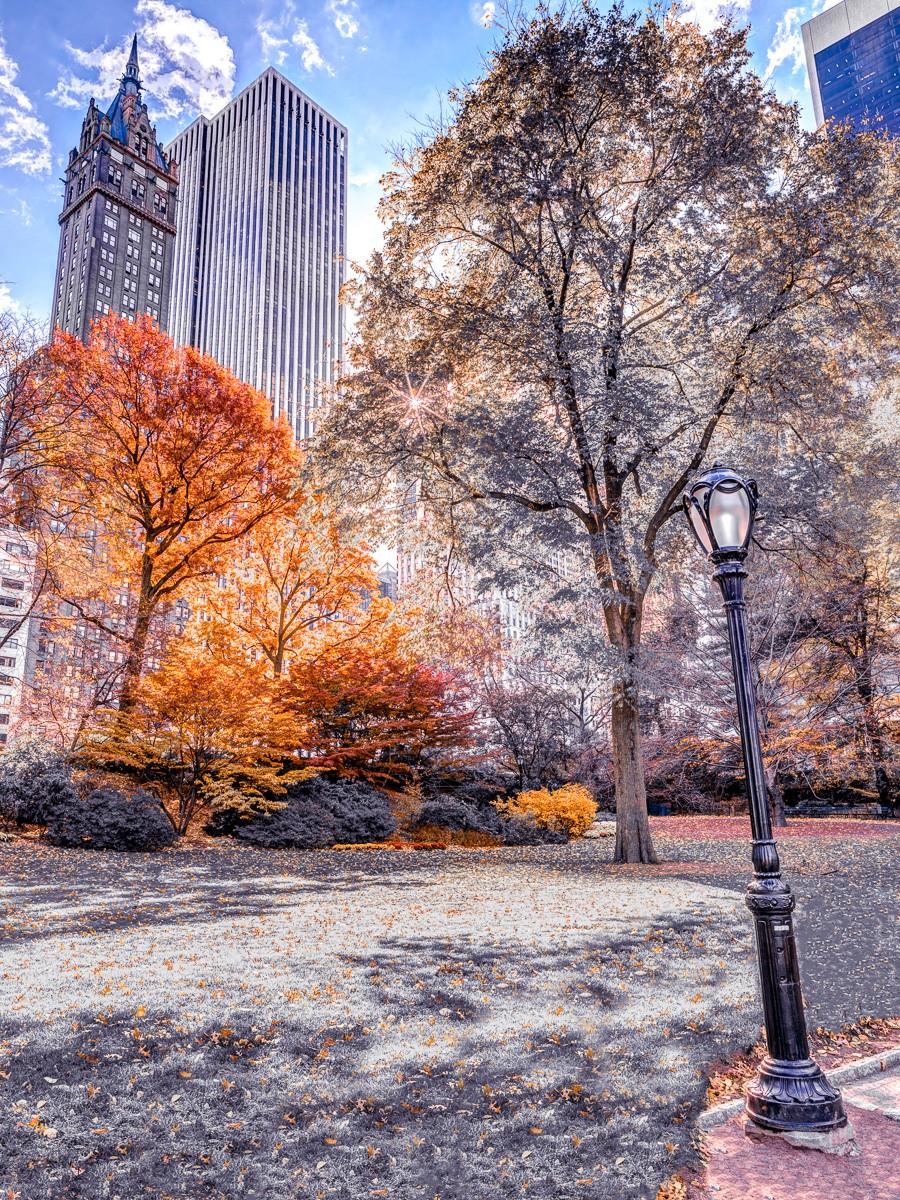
top-left (166, 69), bottom-right (347, 440)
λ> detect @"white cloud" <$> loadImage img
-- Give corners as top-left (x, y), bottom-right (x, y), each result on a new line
top-left (470, 1), bottom-right (496, 27)
top-left (766, 6), bottom-right (807, 77)
top-left (0, 194), bottom-right (31, 225)
top-left (258, 18), bottom-right (290, 65)
top-left (0, 34), bottom-right (51, 175)
top-left (292, 22), bottom-right (331, 73)
top-left (0, 282), bottom-right (21, 314)
top-left (677, 0), bottom-right (751, 34)
top-left (328, 0), bottom-right (359, 39)
top-left (257, 4), bottom-right (334, 75)
top-left (49, 0), bottom-right (236, 120)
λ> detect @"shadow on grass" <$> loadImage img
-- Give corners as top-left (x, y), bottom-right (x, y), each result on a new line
top-left (0, 915), bottom-right (758, 1200)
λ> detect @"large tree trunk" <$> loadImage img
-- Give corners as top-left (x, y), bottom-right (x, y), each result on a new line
top-left (611, 671), bottom-right (658, 864)
top-left (118, 588), bottom-right (155, 713)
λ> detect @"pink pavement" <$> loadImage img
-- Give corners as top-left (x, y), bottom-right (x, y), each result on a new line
top-left (690, 1076), bottom-right (900, 1200)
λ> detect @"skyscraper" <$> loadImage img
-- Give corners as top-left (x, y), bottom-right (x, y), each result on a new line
top-left (166, 69), bottom-right (346, 441)
top-left (50, 38), bottom-right (178, 339)
top-left (803, 0), bottom-right (900, 134)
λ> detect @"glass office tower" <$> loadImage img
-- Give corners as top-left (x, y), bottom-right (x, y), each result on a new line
top-left (166, 69), bottom-right (346, 441)
top-left (803, 0), bottom-right (900, 134)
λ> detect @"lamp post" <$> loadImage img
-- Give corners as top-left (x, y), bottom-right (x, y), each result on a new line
top-left (683, 464), bottom-right (846, 1134)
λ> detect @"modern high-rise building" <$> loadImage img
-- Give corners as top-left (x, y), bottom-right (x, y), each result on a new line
top-left (803, 0), bottom-right (900, 134)
top-left (166, 69), bottom-right (346, 441)
top-left (50, 38), bottom-right (178, 339)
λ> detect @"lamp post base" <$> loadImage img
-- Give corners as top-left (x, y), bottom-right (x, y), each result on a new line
top-left (745, 1056), bottom-right (847, 1132)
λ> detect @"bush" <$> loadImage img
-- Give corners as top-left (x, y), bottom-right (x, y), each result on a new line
top-left (0, 738), bottom-right (67, 826)
top-left (500, 813), bottom-right (568, 845)
top-left (498, 783), bottom-right (597, 837)
top-left (45, 787), bottom-right (177, 852)
top-left (415, 795), bottom-right (567, 846)
top-left (416, 796), bottom-right (502, 835)
top-left (233, 776), bottom-right (397, 849)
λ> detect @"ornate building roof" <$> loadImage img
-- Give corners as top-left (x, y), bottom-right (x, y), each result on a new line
top-left (101, 36), bottom-right (170, 172)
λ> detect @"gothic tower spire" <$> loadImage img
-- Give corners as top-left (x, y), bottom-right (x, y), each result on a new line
top-left (123, 34), bottom-right (141, 94)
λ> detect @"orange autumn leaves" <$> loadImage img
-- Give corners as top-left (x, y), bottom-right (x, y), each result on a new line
top-left (40, 313), bottom-right (299, 710)
top-left (32, 314), bottom-right (472, 797)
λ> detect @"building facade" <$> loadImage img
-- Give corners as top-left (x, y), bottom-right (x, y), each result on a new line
top-left (803, 0), bottom-right (900, 134)
top-left (0, 532), bottom-right (42, 746)
top-left (165, 69), bottom-right (346, 441)
top-left (50, 38), bottom-right (178, 339)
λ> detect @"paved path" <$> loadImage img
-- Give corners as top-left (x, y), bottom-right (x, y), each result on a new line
top-left (697, 1068), bottom-right (900, 1200)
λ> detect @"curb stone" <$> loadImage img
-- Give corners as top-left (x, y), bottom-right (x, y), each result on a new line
top-left (697, 1046), bottom-right (900, 1131)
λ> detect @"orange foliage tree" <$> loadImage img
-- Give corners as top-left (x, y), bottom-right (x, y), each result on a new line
top-left (282, 613), bottom-right (476, 786)
top-left (78, 645), bottom-right (303, 835)
top-left (190, 491), bottom-right (381, 677)
top-left (41, 314), bottom-right (299, 710)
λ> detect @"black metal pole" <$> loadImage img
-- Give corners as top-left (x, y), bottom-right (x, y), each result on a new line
top-left (713, 555), bottom-right (846, 1132)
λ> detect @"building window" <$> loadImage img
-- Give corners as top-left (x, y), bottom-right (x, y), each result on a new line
top-left (107, 167), bottom-right (122, 188)
top-left (104, 215), bottom-right (118, 230)
top-left (128, 230), bottom-right (141, 244)
top-left (0, 597), bottom-right (21, 609)
top-left (0, 657), bottom-right (15, 669)
top-left (5, 542), bottom-right (27, 555)
top-left (104, 199), bottom-right (119, 213)
top-left (2, 578), bottom-right (25, 591)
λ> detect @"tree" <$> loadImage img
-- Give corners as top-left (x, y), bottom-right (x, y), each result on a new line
top-left (794, 542), bottom-right (900, 813)
top-left (41, 314), bottom-right (299, 710)
top-left (314, 7), bottom-right (900, 860)
top-left (0, 308), bottom-right (63, 527)
top-left (0, 310), bottom-right (76, 656)
top-left (282, 614), bottom-right (476, 786)
top-left (77, 647), bottom-right (301, 835)
top-left (17, 612), bottom-right (123, 752)
top-left (189, 491), bottom-right (381, 678)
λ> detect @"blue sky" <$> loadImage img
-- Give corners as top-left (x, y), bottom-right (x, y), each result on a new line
top-left (0, 0), bottom-right (828, 320)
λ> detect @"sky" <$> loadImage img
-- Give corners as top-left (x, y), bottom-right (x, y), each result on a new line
top-left (0, 0), bottom-right (837, 321)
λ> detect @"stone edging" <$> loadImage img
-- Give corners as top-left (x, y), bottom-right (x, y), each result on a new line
top-left (696, 1046), bottom-right (900, 1131)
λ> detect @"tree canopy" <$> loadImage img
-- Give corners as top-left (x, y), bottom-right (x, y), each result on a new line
top-left (314, 4), bottom-right (900, 860)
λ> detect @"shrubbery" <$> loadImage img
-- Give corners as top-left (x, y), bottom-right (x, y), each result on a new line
top-left (416, 796), bottom-right (502, 835)
top-left (500, 813), bottom-right (568, 845)
top-left (0, 738), bottom-right (67, 826)
top-left (498, 784), bottom-right (597, 837)
top-left (413, 792), bottom-right (568, 846)
top-left (225, 775), bottom-right (397, 849)
top-left (45, 787), bottom-right (178, 852)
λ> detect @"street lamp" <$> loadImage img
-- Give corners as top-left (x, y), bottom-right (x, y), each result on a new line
top-left (683, 464), bottom-right (846, 1134)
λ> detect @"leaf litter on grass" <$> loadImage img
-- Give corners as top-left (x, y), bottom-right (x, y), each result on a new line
top-left (1, 832), bottom-right (896, 1198)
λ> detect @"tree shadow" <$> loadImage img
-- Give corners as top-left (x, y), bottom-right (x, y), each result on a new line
top-left (0, 916), bottom-right (759, 1200)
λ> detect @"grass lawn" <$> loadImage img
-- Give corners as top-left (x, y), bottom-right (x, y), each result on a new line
top-left (0, 821), bottom-right (897, 1200)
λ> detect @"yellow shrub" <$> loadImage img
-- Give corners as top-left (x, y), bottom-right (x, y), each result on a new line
top-left (497, 783), bottom-right (597, 837)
